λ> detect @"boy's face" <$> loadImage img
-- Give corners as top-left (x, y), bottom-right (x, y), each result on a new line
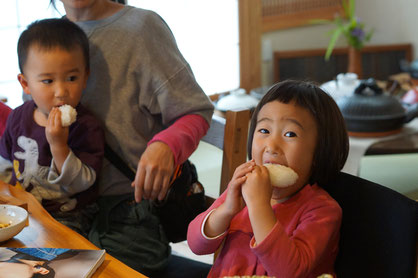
top-left (251, 100), bottom-right (318, 199)
top-left (17, 45), bottom-right (88, 117)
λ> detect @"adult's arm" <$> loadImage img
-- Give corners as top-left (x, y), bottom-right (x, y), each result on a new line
top-left (148, 114), bottom-right (209, 166)
top-left (132, 10), bottom-right (214, 202)
top-left (134, 114), bottom-right (209, 202)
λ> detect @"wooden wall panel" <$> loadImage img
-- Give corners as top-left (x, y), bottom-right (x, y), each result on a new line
top-left (239, 0), bottom-right (262, 91)
top-left (273, 44), bottom-right (413, 83)
top-left (262, 0), bottom-right (344, 31)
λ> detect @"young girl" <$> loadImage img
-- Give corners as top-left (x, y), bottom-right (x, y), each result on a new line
top-left (187, 80), bottom-right (349, 278)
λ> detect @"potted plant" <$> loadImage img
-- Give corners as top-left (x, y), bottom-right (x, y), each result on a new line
top-left (314, 0), bottom-right (373, 78)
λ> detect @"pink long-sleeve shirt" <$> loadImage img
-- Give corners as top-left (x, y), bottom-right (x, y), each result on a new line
top-left (187, 184), bottom-right (342, 278)
top-left (148, 114), bottom-right (209, 166)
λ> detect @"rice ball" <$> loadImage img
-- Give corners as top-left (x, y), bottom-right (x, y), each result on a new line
top-left (59, 104), bottom-right (77, 127)
top-left (264, 163), bottom-right (298, 188)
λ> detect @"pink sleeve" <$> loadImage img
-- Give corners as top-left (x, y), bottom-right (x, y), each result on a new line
top-left (187, 191), bottom-right (228, 255)
top-left (148, 114), bottom-right (210, 166)
top-left (250, 200), bottom-right (342, 278)
top-left (0, 102), bottom-right (12, 137)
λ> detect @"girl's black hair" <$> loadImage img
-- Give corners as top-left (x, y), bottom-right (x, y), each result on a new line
top-left (247, 80), bottom-right (349, 186)
top-left (17, 18), bottom-right (90, 73)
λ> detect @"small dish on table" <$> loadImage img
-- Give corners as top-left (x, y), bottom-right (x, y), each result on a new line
top-left (0, 204), bottom-right (28, 242)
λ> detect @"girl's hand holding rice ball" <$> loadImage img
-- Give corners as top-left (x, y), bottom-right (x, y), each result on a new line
top-left (263, 164), bottom-right (298, 188)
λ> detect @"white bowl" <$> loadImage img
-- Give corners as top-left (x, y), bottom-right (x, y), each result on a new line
top-left (0, 204), bottom-right (28, 242)
top-left (216, 88), bottom-right (259, 112)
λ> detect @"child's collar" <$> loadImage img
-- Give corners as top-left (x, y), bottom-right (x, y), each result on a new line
top-left (271, 184), bottom-right (308, 204)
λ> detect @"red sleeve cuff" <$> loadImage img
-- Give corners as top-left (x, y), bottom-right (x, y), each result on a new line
top-left (148, 114), bottom-right (210, 165)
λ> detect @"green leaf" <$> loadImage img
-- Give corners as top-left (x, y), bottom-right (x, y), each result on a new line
top-left (309, 19), bottom-right (332, 25)
top-left (342, 0), bottom-right (349, 17)
top-left (342, 24), bottom-right (351, 36)
top-left (349, 16), bottom-right (357, 27)
top-left (365, 29), bottom-right (374, 41)
top-left (335, 16), bottom-right (343, 26)
top-left (348, 0), bottom-right (355, 19)
top-left (325, 28), bottom-right (342, 60)
top-left (326, 27), bottom-right (338, 36)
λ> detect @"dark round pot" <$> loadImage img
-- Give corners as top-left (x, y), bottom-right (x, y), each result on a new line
top-left (337, 78), bottom-right (418, 135)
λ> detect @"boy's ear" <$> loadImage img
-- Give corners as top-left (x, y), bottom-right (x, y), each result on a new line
top-left (17, 74), bottom-right (31, 95)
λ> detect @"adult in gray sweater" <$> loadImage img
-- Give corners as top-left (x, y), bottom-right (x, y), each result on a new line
top-left (50, 0), bottom-right (214, 277)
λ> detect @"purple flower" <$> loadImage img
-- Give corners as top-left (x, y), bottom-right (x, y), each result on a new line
top-left (351, 27), bottom-right (365, 41)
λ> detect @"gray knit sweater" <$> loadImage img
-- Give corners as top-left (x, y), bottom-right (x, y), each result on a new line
top-left (76, 6), bottom-right (214, 195)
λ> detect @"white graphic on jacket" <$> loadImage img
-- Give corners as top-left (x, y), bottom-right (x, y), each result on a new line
top-left (13, 136), bottom-right (77, 211)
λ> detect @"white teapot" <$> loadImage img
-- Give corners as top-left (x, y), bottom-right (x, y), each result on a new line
top-left (321, 73), bottom-right (361, 101)
top-left (216, 88), bottom-right (259, 112)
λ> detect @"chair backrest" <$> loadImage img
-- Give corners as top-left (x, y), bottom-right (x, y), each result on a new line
top-left (202, 109), bottom-right (250, 196)
top-left (325, 172), bottom-right (418, 278)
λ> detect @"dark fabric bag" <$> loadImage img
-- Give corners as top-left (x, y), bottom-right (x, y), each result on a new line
top-left (104, 144), bottom-right (207, 243)
top-left (153, 160), bottom-right (207, 243)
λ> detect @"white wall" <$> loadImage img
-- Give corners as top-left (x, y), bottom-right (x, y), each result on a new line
top-left (261, 0), bottom-right (418, 85)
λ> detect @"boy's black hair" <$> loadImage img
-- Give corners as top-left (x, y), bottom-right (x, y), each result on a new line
top-left (247, 80), bottom-right (349, 186)
top-left (17, 18), bottom-right (89, 73)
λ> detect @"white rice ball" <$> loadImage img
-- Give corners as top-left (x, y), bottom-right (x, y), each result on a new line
top-left (264, 164), bottom-right (298, 188)
top-left (59, 104), bottom-right (77, 127)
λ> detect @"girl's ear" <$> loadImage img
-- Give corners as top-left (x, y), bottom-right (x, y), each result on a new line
top-left (17, 74), bottom-right (31, 95)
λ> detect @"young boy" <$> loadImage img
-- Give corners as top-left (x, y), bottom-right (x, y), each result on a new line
top-left (0, 18), bottom-right (104, 236)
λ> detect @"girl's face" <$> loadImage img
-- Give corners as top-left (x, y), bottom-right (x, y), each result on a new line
top-left (251, 100), bottom-right (318, 199)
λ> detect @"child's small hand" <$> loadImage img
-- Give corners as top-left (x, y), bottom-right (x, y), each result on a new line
top-left (45, 107), bottom-right (70, 173)
top-left (204, 160), bottom-right (256, 238)
top-left (242, 164), bottom-right (272, 209)
top-left (223, 160), bottom-right (255, 216)
top-left (45, 107), bottom-right (69, 147)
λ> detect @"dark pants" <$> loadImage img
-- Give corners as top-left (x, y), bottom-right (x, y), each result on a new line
top-left (153, 254), bottom-right (212, 278)
top-left (88, 194), bottom-right (212, 277)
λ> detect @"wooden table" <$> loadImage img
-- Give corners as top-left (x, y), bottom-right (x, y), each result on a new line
top-left (342, 118), bottom-right (418, 175)
top-left (366, 133), bottom-right (418, 155)
top-left (0, 181), bottom-right (147, 278)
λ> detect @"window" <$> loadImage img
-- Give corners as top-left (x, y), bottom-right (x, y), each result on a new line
top-left (0, 1), bottom-right (238, 109)
top-left (129, 0), bottom-right (239, 95)
top-left (0, 0), bottom-right (64, 108)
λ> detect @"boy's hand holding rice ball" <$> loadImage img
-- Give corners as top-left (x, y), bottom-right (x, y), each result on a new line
top-left (58, 104), bottom-right (77, 127)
